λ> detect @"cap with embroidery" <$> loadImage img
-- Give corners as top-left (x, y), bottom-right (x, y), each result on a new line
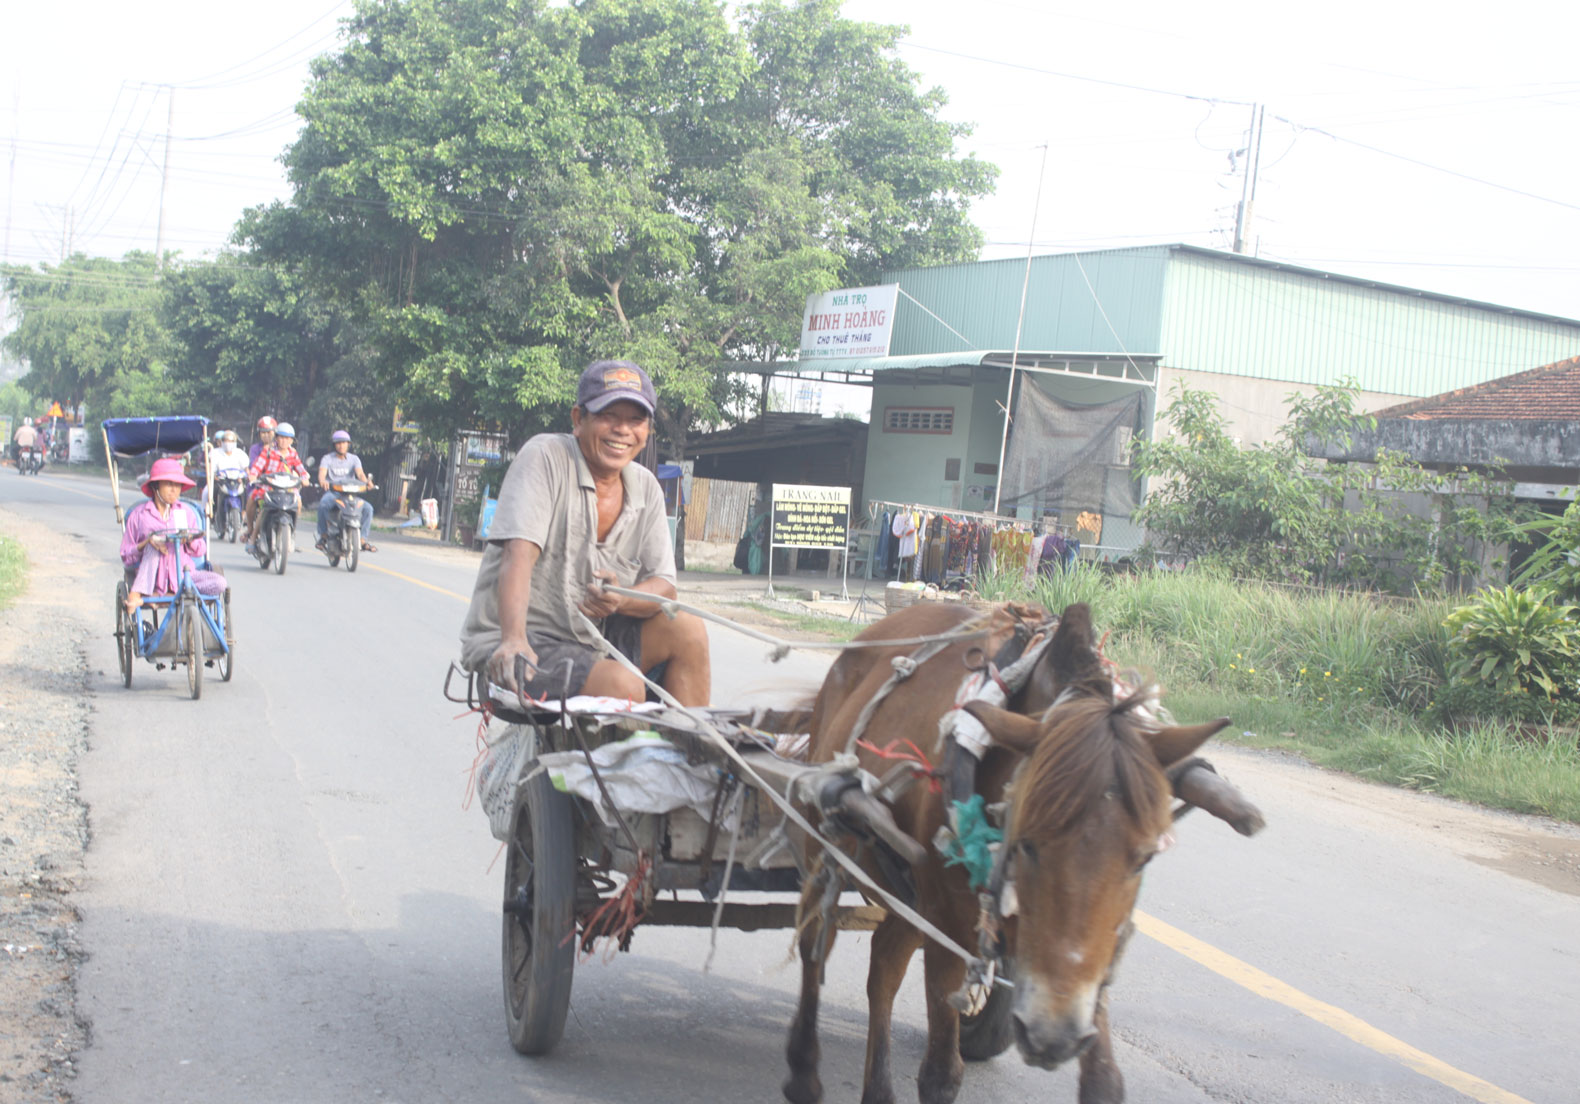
top-left (577, 360), bottom-right (656, 416)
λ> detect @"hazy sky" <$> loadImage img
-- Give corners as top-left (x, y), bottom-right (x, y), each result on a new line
top-left (4, 0), bottom-right (1578, 320)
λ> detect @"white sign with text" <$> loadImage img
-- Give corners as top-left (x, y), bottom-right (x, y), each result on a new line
top-left (798, 284), bottom-right (899, 361)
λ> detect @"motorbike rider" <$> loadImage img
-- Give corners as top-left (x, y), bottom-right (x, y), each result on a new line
top-left (248, 416), bottom-right (277, 466)
top-left (205, 430), bottom-right (249, 520)
top-left (13, 419), bottom-right (39, 467)
top-left (315, 430), bottom-right (377, 554)
top-left (244, 421), bottom-right (309, 550)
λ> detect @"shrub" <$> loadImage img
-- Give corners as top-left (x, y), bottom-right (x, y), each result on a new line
top-left (1442, 586), bottom-right (1580, 698)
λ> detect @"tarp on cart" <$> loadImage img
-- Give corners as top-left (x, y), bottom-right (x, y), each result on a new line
top-left (102, 416), bottom-right (210, 459)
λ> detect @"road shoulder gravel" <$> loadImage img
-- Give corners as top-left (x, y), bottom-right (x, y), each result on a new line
top-left (0, 507), bottom-right (96, 1103)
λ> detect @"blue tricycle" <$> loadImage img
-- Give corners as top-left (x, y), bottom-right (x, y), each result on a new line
top-left (104, 416), bottom-right (235, 699)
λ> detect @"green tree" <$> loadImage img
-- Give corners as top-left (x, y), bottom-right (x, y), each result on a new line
top-left (160, 254), bottom-right (343, 431)
top-left (251, 0), bottom-right (993, 449)
top-left (1, 252), bottom-right (172, 418)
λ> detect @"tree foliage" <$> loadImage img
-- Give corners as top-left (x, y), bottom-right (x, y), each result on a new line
top-left (250, 0), bottom-right (994, 447)
top-left (160, 254), bottom-right (342, 430)
top-left (1131, 380), bottom-right (1536, 592)
top-left (1, 253), bottom-right (172, 418)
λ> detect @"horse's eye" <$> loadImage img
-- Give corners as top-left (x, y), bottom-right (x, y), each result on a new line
top-left (1131, 852), bottom-right (1155, 876)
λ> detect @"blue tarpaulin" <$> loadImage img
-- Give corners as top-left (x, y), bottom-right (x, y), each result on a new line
top-left (102, 417), bottom-right (210, 458)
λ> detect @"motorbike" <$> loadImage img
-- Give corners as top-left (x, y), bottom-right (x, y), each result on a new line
top-left (16, 446), bottom-right (43, 476)
top-left (320, 481), bottom-right (378, 573)
top-left (214, 474), bottom-right (247, 542)
top-left (250, 472), bottom-right (301, 575)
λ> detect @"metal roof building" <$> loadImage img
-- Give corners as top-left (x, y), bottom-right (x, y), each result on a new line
top-left (812, 244), bottom-right (1580, 555)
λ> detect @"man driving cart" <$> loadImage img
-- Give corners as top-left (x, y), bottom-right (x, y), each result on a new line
top-left (459, 360), bottom-right (710, 707)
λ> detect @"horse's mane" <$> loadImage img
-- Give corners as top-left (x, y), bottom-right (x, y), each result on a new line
top-left (1008, 686), bottom-right (1171, 844)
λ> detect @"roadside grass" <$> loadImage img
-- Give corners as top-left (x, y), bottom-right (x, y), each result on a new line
top-left (978, 563), bottom-right (1580, 824)
top-left (0, 534), bottom-right (26, 611)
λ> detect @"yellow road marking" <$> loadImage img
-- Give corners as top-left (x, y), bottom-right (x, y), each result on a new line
top-left (362, 557), bottom-right (1535, 1104)
top-left (1134, 911), bottom-right (1533, 1104)
top-left (362, 562), bottom-right (471, 602)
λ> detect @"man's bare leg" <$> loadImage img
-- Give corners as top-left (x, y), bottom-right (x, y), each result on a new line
top-left (576, 612), bottom-right (711, 706)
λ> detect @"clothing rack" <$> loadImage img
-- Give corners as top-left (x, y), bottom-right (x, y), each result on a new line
top-left (866, 498), bottom-right (1072, 536)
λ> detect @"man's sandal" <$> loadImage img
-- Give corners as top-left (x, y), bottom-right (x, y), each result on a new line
top-left (361, 541), bottom-right (378, 552)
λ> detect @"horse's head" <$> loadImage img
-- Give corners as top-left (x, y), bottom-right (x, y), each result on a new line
top-left (962, 606), bottom-right (1228, 1070)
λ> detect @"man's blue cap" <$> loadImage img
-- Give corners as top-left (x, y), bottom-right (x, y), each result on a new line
top-left (577, 360), bottom-right (657, 416)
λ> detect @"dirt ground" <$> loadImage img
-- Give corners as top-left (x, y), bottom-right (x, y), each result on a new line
top-left (0, 508), bottom-right (95, 1103)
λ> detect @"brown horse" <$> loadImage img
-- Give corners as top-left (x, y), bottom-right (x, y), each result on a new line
top-left (783, 600), bottom-right (1234, 1104)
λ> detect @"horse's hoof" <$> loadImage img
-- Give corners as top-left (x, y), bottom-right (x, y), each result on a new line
top-left (783, 1074), bottom-right (823, 1104)
top-left (917, 1063), bottom-right (964, 1104)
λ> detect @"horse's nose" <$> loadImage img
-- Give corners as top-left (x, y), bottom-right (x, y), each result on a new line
top-left (1012, 1011), bottom-right (1097, 1069)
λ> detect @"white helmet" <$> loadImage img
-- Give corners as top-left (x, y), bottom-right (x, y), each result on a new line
top-left (274, 422), bottom-right (296, 439)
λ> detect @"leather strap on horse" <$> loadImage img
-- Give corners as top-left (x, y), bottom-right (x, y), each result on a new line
top-left (839, 634), bottom-right (965, 756)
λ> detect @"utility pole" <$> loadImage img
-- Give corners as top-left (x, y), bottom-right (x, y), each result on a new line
top-left (1232, 104), bottom-right (1264, 254)
top-left (154, 86), bottom-right (173, 271)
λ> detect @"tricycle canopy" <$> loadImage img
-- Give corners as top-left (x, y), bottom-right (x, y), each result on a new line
top-left (101, 416), bottom-right (210, 459)
top-left (101, 416), bottom-right (212, 526)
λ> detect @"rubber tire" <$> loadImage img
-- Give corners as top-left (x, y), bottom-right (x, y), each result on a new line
top-left (185, 604), bottom-right (203, 700)
top-left (327, 550), bottom-right (340, 568)
top-left (115, 583), bottom-right (133, 688)
top-left (218, 590), bottom-right (235, 682)
top-left (272, 519), bottom-right (290, 575)
top-left (502, 770), bottom-right (577, 1057)
top-left (345, 531), bottom-right (359, 573)
top-left (226, 503), bottom-right (240, 543)
top-left (958, 956), bottom-right (1016, 1061)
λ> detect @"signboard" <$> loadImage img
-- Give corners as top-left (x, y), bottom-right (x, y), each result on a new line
top-left (768, 483), bottom-right (852, 600)
top-left (67, 426), bottom-right (89, 463)
top-left (772, 483), bottom-right (851, 548)
top-left (798, 284), bottom-right (899, 361)
top-left (392, 406), bottom-right (422, 436)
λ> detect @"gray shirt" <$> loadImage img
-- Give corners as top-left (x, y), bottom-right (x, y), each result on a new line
top-left (320, 451), bottom-right (364, 485)
top-left (459, 433), bottom-right (675, 669)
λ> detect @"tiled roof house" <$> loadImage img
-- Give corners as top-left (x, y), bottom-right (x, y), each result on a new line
top-left (1314, 355), bottom-right (1580, 487)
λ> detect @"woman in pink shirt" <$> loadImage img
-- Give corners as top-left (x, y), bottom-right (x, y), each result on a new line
top-left (120, 457), bottom-right (226, 613)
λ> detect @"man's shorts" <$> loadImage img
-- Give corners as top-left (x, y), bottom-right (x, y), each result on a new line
top-left (517, 614), bottom-right (646, 701)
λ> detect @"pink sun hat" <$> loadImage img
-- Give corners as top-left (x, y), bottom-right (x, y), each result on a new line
top-left (141, 456), bottom-right (198, 497)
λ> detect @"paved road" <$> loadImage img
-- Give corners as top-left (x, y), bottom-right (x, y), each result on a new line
top-left (4, 469), bottom-right (1577, 1104)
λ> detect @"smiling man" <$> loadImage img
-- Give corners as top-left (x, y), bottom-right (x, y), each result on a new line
top-left (459, 359), bottom-right (710, 706)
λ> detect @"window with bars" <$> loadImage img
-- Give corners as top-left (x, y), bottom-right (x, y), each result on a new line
top-left (883, 406), bottom-right (954, 434)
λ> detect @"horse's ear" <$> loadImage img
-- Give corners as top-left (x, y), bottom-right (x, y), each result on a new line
top-left (1048, 603), bottom-right (1103, 681)
top-left (1149, 717), bottom-right (1231, 767)
top-left (961, 701), bottom-right (1045, 756)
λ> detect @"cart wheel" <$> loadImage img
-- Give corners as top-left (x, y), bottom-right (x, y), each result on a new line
top-left (502, 770), bottom-right (576, 1056)
top-left (958, 956), bottom-right (1016, 1061)
top-left (115, 583), bottom-right (134, 689)
top-left (272, 519), bottom-right (290, 575)
top-left (345, 534), bottom-right (359, 573)
top-left (185, 604), bottom-right (203, 700)
top-left (218, 590), bottom-right (235, 682)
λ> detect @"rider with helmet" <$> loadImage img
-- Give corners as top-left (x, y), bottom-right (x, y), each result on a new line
top-left (248, 416), bottom-right (277, 466)
top-left (316, 430), bottom-right (378, 553)
top-left (244, 421), bottom-right (309, 548)
top-left (204, 430), bottom-right (250, 516)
